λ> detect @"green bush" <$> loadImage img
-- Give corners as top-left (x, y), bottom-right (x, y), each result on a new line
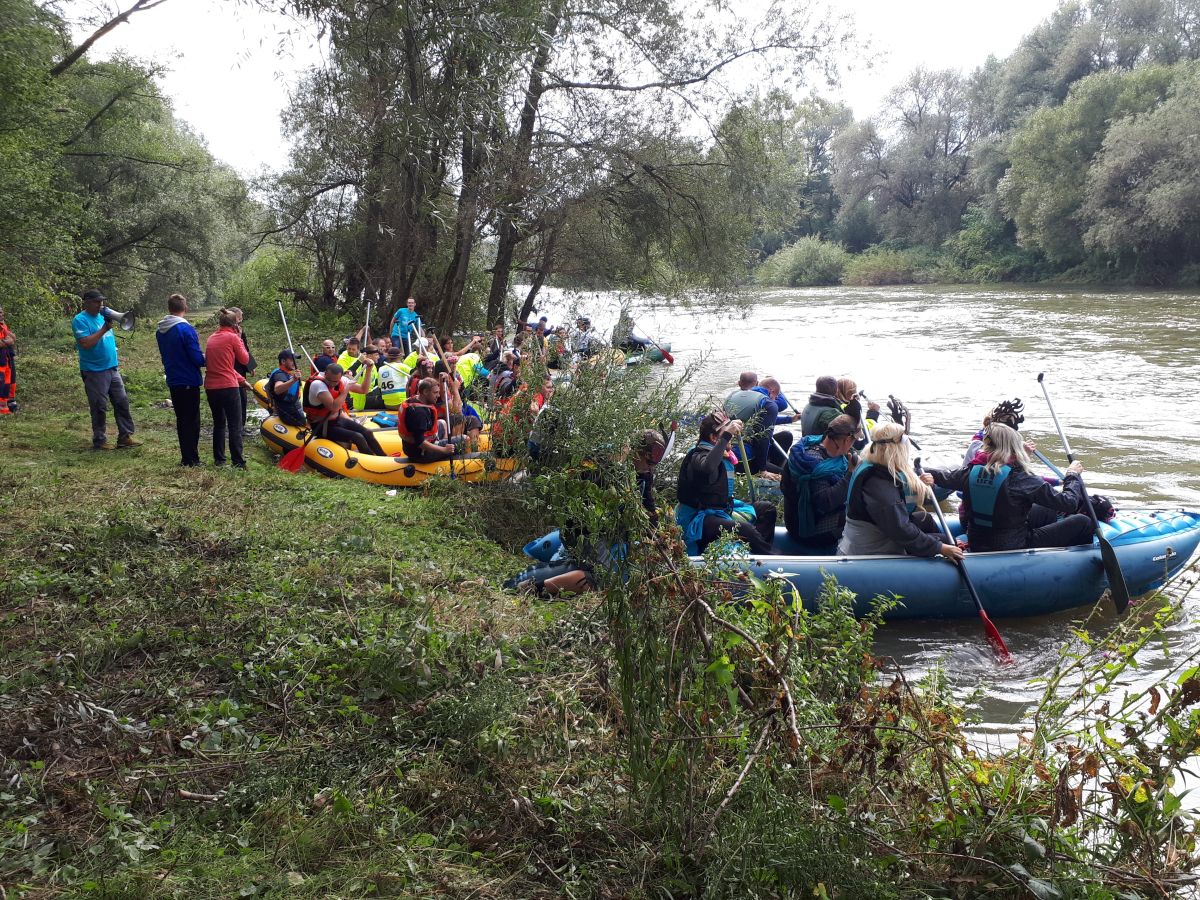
top-left (841, 247), bottom-right (937, 286)
top-left (219, 247), bottom-right (319, 318)
top-left (941, 205), bottom-right (1048, 282)
top-left (755, 236), bottom-right (849, 286)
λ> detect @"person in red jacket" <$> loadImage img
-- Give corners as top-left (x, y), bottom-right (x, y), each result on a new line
top-left (204, 308), bottom-right (251, 467)
top-left (0, 306), bottom-right (15, 414)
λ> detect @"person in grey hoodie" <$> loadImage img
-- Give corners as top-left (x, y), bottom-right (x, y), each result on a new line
top-left (155, 293), bottom-right (206, 466)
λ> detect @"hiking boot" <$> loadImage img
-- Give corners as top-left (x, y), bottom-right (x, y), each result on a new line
top-left (116, 435), bottom-right (142, 449)
top-left (92, 442), bottom-right (115, 451)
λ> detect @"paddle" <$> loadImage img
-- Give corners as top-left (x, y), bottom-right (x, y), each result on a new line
top-left (278, 344), bottom-right (320, 473)
top-left (1032, 447), bottom-right (1065, 480)
top-left (735, 433), bottom-right (757, 503)
top-left (635, 322), bottom-right (674, 364)
top-left (1037, 373), bottom-right (1131, 615)
top-left (919, 458), bottom-right (1014, 665)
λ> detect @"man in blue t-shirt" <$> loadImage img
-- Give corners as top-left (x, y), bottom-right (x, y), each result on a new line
top-left (390, 297), bottom-right (422, 354)
top-left (73, 289), bottom-right (138, 450)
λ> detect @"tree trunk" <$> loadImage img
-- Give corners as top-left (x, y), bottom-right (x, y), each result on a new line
top-left (516, 225), bottom-right (560, 324)
top-left (484, 4), bottom-right (561, 329)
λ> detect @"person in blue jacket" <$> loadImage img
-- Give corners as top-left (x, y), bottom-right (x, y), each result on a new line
top-left (155, 292), bottom-right (206, 466)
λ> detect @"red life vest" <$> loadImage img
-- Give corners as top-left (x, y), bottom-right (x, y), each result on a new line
top-left (397, 400), bottom-right (439, 443)
top-left (303, 373), bottom-right (348, 424)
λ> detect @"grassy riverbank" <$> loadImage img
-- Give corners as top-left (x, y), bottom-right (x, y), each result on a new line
top-left (3, 310), bottom-right (1199, 897)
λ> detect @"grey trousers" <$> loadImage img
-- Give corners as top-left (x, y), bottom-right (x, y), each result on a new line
top-left (81, 368), bottom-right (135, 446)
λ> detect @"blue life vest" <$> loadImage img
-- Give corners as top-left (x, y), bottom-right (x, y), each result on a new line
top-left (846, 462), bottom-right (919, 514)
top-left (966, 464), bottom-right (1012, 529)
top-left (269, 367), bottom-right (299, 401)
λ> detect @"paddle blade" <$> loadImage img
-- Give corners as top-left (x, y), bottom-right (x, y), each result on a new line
top-left (979, 610), bottom-right (1014, 665)
top-left (1098, 534), bottom-right (1131, 614)
top-left (660, 348), bottom-right (675, 365)
top-left (278, 445), bottom-right (307, 472)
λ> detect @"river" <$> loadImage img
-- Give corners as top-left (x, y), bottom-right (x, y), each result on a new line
top-left (534, 284), bottom-right (1200, 732)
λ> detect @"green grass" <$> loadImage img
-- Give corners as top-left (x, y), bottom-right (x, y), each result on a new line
top-left (0, 313), bottom-right (656, 897)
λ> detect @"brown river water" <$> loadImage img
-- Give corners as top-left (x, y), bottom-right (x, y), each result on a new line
top-left (534, 284), bottom-right (1200, 733)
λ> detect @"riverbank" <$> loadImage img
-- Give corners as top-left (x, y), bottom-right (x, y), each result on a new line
top-left (2, 308), bottom-right (1198, 896)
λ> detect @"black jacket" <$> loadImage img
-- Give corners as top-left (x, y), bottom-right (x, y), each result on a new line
top-left (677, 435), bottom-right (733, 510)
top-left (931, 464), bottom-right (1085, 551)
top-left (846, 466), bottom-right (942, 557)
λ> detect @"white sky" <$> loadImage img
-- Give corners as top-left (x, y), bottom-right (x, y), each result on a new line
top-left (66, 0), bottom-right (1062, 175)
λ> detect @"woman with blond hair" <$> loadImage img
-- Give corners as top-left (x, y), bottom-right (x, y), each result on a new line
top-left (838, 422), bottom-right (962, 559)
top-left (926, 422), bottom-right (1091, 552)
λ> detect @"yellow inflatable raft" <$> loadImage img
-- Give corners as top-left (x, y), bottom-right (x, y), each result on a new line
top-left (259, 415), bottom-right (516, 487)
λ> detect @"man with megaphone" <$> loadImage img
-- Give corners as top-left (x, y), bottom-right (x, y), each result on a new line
top-left (73, 288), bottom-right (139, 450)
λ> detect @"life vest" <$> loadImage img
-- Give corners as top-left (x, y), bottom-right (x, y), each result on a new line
top-left (676, 441), bottom-right (732, 511)
top-left (377, 362), bottom-right (408, 408)
top-left (349, 365), bottom-right (381, 411)
top-left (844, 465), bottom-right (916, 513)
top-left (303, 373), bottom-right (348, 424)
top-left (397, 400), bottom-right (439, 443)
top-left (267, 367), bottom-right (300, 404)
top-left (336, 350), bottom-right (364, 377)
top-left (966, 464), bottom-right (1012, 529)
top-left (846, 462), bottom-right (919, 515)
top-left (723, 389), bottom-right (764, 423)
top-left (456, 352), bottom-right (482, 389)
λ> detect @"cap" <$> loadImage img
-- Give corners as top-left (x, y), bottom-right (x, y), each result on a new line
top-left (386, 347), bottom-right (403, 359)
top-left (82, 289), bottom-right (107, 303)
top-left (278, 349), bottom-right (296, 362)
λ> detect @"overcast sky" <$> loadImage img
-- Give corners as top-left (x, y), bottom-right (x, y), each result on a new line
top-left (67, 0), bottom-right (1062, 175)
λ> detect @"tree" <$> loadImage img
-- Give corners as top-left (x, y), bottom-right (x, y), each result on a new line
top-left (0, 0), bottom-right (83, 319)
top-left (1080, 62), bottom-right (1200, 279)
top-left (833, 68), bottom-right (979, 246)
top-left (266, 0), bottom-right (852, 330)
top-left (998, 64), bottom-right (1174, 264)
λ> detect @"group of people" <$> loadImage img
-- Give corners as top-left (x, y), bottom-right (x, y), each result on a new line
top-left (66, 287), bottom-right (558, 468)
top-left (676, 373), bottom-right (1101, 561)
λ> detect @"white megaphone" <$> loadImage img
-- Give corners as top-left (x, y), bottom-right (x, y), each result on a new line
top-left (100, 307), bottom-right (136, 331)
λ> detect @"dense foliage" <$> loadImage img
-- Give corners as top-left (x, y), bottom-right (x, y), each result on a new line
top-left (257, 0), bottom-right (851, 330)
top-left (757, 0), bottom-right (1200, 287)
top-left (0, 0), bottom-right (255, 326)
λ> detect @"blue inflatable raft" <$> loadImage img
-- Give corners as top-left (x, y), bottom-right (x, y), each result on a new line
top-left (696, 509), bottom-right (1200, 620)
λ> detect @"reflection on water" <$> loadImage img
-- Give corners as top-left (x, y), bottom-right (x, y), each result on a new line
top-left (534, 284), bottom-right (1200, 731)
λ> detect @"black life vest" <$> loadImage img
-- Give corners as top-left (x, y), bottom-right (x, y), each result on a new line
top-left (676, 442), bottom-right (730, 510)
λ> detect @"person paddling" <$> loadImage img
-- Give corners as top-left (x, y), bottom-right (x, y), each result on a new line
top-left (924, 422), bottom-right (1092, 551)
top-left (838, 422), bottom-right (962, 559)
top-left (304, 361), bottom-right (388, 456)
top-left (781, 414), bottom-right (858, 554)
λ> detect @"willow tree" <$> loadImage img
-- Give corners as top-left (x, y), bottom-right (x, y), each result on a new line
top-left (267, 0), bottom-right (849, 330)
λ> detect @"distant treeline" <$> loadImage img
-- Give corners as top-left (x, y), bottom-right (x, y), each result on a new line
top-left (753, 0), bottom-right (1200, 288)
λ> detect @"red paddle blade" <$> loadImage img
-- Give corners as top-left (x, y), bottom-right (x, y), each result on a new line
top-left (979, 611), bottom-right (1014, 664)
top-left (278, 445), bottom-right (306, 472)
top-left (660, 349), bottom-right (675, 365)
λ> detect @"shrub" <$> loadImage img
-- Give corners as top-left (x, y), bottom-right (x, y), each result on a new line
top-left (219, 247), bottom-right (319, 318)
top-left (755, 236), bottom-right (849, 287)
top-left (841, 247), bottom-right (937, 286)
